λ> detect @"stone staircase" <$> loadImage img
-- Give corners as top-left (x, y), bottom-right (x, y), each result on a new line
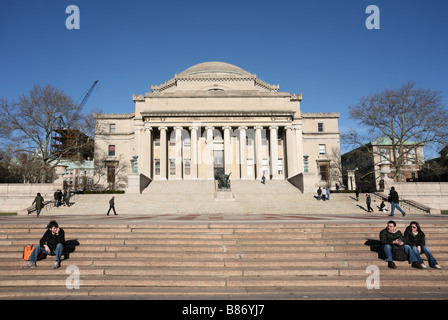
top-left (33, 180), bottom-right (399, 216)
top-left (1, 222), bottom-right (448, 299)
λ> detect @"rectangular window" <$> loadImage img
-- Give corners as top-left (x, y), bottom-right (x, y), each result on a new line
top-left (155, 160), bottom-right (160, 175)
top-left (380, 148), bottom-right (390, 164)
top-left (407, 148), bottom-right (417, 165)
top-left (247, 159), bottom-right (254, 176)
top-left (108, 145), bottom-right (116, 156)
top-left (184, 159), bottom-right (191, 176)
top-left (318, 123), bottom-right (324, 132)
top-left (109, 124), bottom-right (116, 133)
top-left (262, 158), bottom-right (269, 175)
top-left (319, 164), bottom-right (329, 181)
top-left (278, 159), bottom-right (283, 175)
top-left (169, 159), bottom-right (175, 175)
top-left (319, 144), bottom-right (326, 155)
top-left (107, 166), bottom-right (115, 184)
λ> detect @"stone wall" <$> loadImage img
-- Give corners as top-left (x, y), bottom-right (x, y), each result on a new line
top-left (392, 182), bottom-right (448, 211)
top-left (0, 182), bottom-right (62, 213)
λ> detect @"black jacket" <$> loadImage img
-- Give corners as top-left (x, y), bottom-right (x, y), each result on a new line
top-left (389, 190), bottom-right (400, 203)
top-left (404, 226), bottom-right (426, 247)
top-left (39, 228), bottom-right (65, 251)
top-left (379, 228), bottom-right (405, 246)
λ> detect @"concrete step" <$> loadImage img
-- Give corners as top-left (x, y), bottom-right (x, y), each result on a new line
top-left (36, 180), bottom-right (405, 216)
top-left (1, 222), bottom-right (448, 299)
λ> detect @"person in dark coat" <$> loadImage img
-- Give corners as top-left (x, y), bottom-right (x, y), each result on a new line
top-left (316, 187), bottom-right (322, 200)
top-left (31, 193), bottom-right (44, 217)
top-left (404, 221), bottom-right (441, 269)
top-left (107, 196), bottom-right (117, 215)
top-left (355, 188), bottom-right (359, 201)
top-left (379, 220), bottom-right (422, 269)
top-left (24, 220), bottom-right (65, 269)
top-left (388, 186), bottom-right (406, 217)
top-left (366, 194), bottom-right (373, 212)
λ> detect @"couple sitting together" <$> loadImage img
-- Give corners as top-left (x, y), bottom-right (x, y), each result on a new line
top-left (380, 220), bottom-right (441, 269)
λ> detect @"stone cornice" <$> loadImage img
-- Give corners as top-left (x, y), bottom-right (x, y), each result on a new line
top-left (150, 74), bottom-right (279, 93)
top-left (140, 111), bottom-right (295, 118)
top-left (94, 112), bottom-right (135, 119)
top-left (301, 112), bottom-right (340, 118)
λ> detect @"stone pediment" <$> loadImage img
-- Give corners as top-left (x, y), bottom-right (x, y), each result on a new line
top-left (150, 61), bottom-right (280, 93)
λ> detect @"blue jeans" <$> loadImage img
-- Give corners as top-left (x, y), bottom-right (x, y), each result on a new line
top-left (28, 243), bottom-right (64, 262)
top-left (381, 244), bottom-right (419, 263)
top-left (410, 245), bottom-right (439, 267)
top-left (390, 202), bottom-right (405, 216)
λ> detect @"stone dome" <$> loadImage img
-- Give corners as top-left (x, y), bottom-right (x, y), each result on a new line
top-left (178, 61), bottom-right (252, 76)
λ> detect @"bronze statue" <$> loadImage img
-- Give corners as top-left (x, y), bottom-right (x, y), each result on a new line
top-left (217, 171), bottom-right (231, 189)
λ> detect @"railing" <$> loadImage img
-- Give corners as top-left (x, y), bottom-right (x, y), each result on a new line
top-left (25, 192), bottom-right (81, 215)
top-left (372, 191), bottom-right (431, 214)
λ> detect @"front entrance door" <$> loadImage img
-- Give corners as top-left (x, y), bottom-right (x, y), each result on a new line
top-left (213, 150), bottom-right (224, 179)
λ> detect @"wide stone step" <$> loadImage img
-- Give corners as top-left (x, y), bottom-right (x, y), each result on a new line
top-left (0, 275), bottom-right (446, 288)
top-left (3, 285), bottom-right (448, 300)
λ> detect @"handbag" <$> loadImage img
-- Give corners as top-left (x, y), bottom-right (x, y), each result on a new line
top-left (391, 245), bottom-right (408, 261)
top-left (22, 244), bottom-right (45, 261)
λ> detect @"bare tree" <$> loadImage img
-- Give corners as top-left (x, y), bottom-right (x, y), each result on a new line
top-left (0, 84), bottom-right (95, 182)
top-left (343, 81), bottom-right (448, 181)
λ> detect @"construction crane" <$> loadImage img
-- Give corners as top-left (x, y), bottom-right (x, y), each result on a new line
top-left (79, 80), bottom-right (99, 109)
top-left (50, 80), bottom-right (99, 159)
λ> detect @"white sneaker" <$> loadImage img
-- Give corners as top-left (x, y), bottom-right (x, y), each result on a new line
top-left (53, 261), bottom-right (60, 269)
top-left (433, 264), bottom-right (442, 269)
top-left (420, 263), bottom-right (427, 269)
top-left (24, 261), bottom-right (36, 268)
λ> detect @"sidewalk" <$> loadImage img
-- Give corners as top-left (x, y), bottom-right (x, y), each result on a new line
top-left (2, 211), bottom-right (447, 226)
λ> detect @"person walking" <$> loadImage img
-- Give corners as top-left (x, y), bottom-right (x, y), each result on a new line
top-left (404, 221), bottom-right (441, 269)
top-left (317, 187), bottom-right (322, 200)
top-left (366, 194), bottom-right (373, 212)
top-left (107, 196), bottom-right (117, 215)
top-left (355, 188), bottom-right (359, 201)
top-left (326, 187), bottom-right (331, 201)
top-left (30, 193), bottom-right (44, 217)
top-left (388, 186), bottom-right (406, 217)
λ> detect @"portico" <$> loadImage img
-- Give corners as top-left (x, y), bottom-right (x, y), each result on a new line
top-left (94, 62), bottom-right (341, 191)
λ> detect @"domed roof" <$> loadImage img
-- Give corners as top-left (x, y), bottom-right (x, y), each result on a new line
top-left (178, 61), bottom-right (252, 76)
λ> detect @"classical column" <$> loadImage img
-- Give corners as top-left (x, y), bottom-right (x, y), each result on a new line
top-left (269, 126), bottom-right (279, 180)
top-left (158, 126), bottom-right (168, 180)
top-left (285, 126), bottom-right (298, 178)
top-left (142, 125), bottom-right (152, 178)
top-left (174, 126), bottom-right (182, 180)
top-left (189, 126), bottom-right (199, 180)
top-left (134, 123), bottom-right (143, 172)
top-left (205, 126), bottom-right (214, 180)
top-left (295, 124), bottom-right (304, 173)
top-left (254, 126), bottom-right (263, 180)
top-left (223, 126), bottom-right (232, 175)
top-left (238, 126), bottom-right (247, 180)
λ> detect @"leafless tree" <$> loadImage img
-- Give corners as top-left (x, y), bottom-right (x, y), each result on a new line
top-left (342, 81), bottom-right (448, 181)
top-left (0, 84), bottom-right (96, 182)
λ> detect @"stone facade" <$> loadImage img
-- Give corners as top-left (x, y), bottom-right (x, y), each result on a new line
top-left (94, 62), bottom-right (341, 191)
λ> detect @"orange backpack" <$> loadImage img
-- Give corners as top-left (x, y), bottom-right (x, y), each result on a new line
top-left (22, 244), bottom-right (45, 261)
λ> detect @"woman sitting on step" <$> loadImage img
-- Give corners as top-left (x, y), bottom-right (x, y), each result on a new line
top-left (404, 221), bottom-right (442, 269)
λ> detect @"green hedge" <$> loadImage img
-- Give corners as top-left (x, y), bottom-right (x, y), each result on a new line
top-left (83, 190), bottom-right (125, 194)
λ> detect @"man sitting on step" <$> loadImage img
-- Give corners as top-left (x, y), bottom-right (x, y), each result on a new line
top-left (24, 220), bottom-right (65, 269)
top-left (379, 220), bottom-right (423, 269)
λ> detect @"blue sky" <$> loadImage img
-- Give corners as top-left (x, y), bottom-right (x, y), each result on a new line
top-left (1, 0), bottom-right (447, 155)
